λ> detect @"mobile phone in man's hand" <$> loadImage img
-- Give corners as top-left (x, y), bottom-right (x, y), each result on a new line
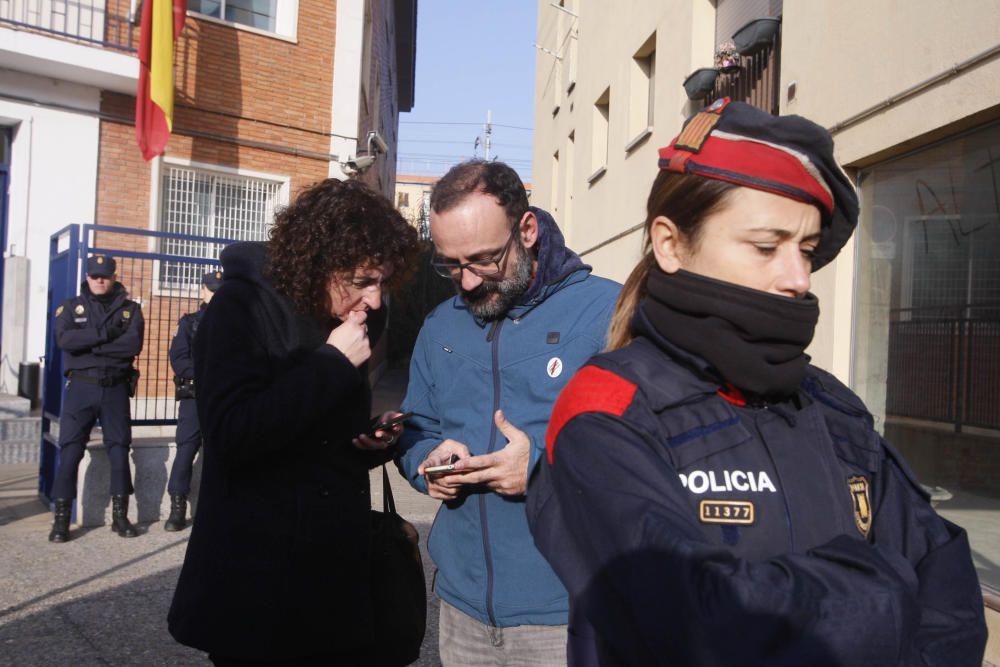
top-left (425, 454), bottom-right (461, 475)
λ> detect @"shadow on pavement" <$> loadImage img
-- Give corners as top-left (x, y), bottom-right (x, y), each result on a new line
top-left (0, 523), bottom-right (441, 667)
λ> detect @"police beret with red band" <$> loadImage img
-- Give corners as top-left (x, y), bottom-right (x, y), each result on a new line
top-left (658, 98), bottom-right (858, 270)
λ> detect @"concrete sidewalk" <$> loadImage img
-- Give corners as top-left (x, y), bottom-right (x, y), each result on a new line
top-left (0, 367), bottom-right (443, 666)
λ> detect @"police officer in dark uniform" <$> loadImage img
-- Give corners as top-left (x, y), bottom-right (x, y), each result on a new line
top-left (49, 255), bottom-right (145, 543)
top-left (528, 100), bottom-right (987, 666)
top-left (164, 270), bottom-right (222, 531)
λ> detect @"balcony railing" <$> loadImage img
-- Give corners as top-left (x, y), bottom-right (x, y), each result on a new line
top-left (886, 304), bottom-right (1000, 431)
top-left (698, 25), bottom-right (781, 116)
top-left (0, 0), bottom-right (136, 52)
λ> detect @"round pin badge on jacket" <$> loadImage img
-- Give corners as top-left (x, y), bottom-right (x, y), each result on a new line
top-left (546, 357), bottom-right (563, 378)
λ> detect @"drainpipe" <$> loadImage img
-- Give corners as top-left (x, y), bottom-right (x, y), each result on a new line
top-left (827, 42), bottom-right (1000, 135)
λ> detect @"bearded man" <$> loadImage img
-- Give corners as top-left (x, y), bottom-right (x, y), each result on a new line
top-left (397, 160), bottom-right (620, 665)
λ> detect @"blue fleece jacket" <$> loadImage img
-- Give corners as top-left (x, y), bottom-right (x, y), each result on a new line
top-left (397, 207), bottom-right (621, 627)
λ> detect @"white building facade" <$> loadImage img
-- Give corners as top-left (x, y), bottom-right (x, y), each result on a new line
top-left (532, 0), bottom-right (1000, 653)
top-left (0, 7), bottom-right (137, 393)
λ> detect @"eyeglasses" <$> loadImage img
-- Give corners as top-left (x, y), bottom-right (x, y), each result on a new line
top-left (431, 221), bottom-right (519, 280)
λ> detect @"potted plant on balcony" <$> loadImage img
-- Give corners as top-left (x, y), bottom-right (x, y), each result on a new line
top-left (732, 16), bottom-right (781, 56)
top-left (682, 67), bottom-right (720, 100)
top-left (715, 41), bottom-right (740, 73)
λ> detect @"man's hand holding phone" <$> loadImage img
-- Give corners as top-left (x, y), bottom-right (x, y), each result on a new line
top-left (418, 440), bottom-right (471, 500)
top-left (424, 455), bottom-right (461, 475)
top-left (352, 410), bottom-right (412, 451)
top-left (417, 412), bottom-right (530, 498)
top-left (440, 410), bottom-right (530, 496)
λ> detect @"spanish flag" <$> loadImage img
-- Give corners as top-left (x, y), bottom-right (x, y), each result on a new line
top-left (136, 0), bottom-right (187, 160)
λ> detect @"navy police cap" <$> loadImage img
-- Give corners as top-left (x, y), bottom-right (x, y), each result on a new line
top-left (201, 270), bottom-right (223, 292)
top-left (86, 255), bottom-right (116, 277)
top-left (658, 98), bottom-right (858, 270)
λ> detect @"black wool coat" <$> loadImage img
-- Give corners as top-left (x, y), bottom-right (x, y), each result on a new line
top-left (168, 242), bottom-right (391, 660)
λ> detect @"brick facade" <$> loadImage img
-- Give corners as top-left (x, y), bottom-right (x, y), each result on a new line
top-left (98, 2), bottom-right (339, 229)
top-left (89, 1), bottom-right (413, 401)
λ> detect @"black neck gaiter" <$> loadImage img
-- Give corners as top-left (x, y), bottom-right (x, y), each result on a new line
top-left (641, 268), bottom-right (819, 400)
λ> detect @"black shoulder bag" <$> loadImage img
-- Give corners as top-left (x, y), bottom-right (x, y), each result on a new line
top-left (370, 464), bottom-right (427, 665)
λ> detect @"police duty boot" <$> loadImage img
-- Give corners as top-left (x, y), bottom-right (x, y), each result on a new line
top-left (164, 495), bottom-right (188, 532)
top-left (111, 495), bottom-right (138, 538)
top-left (48, 499), bottom-right (72, 543)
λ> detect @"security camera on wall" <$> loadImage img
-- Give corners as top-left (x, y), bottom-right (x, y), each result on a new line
top-left (367, 130), bottom-right (389, 155)
top-left (343, 154), bottom-right (377, 174)
top-left (341, 130), bottom-right (387, 175)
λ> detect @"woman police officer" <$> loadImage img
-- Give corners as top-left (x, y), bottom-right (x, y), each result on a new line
top-left (527, 99), bottom-right (987, 666)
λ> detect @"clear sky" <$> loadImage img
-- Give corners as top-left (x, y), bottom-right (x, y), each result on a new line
top-left (397, 1), bottom-right (538, 183)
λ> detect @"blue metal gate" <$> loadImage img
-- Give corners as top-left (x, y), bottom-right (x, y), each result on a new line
top-left (39, 224), bottom-right (238, 500)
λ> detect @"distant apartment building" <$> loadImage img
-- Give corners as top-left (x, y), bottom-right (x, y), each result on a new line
top-left (0, 0), bottom-right (417, 394)
top-left (395, 173), bottom-right (437, 241)
top-left (532, 0), bottom-right (1000, 650)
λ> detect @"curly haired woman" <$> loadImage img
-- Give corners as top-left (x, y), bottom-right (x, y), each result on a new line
top-left (168, 178), bottom-right (421, 665)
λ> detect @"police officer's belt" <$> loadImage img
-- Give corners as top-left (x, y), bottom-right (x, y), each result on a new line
top-left (174, 376), bottom-right (196, 400)
top-left (68, 371), bottom-right (131, 387)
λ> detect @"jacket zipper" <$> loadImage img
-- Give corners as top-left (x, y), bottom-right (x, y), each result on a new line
top-left (481, 317), bottom-right (504, 626)
top-left (751, 407), bottom-right (795, 552)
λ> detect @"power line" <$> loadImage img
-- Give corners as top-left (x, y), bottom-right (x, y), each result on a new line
top-left (400, 139), bottom-right (533, 149)
top-left (401, 120), bottom-right (533, 131)
top-left (399, 149), bottom-right (530, 160)
top-left (399, 153), bottom-right (531, 164)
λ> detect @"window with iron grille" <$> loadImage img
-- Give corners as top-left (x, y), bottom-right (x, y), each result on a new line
top-left (158, 164), bottom-right (284, 289)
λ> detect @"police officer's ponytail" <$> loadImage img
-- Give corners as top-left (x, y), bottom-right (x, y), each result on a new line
top-left (606, 171), bottom-right (737, 351)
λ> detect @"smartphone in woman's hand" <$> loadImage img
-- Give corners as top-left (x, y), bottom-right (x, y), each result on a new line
top-left (369, 411), bottom-right (413, 437)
